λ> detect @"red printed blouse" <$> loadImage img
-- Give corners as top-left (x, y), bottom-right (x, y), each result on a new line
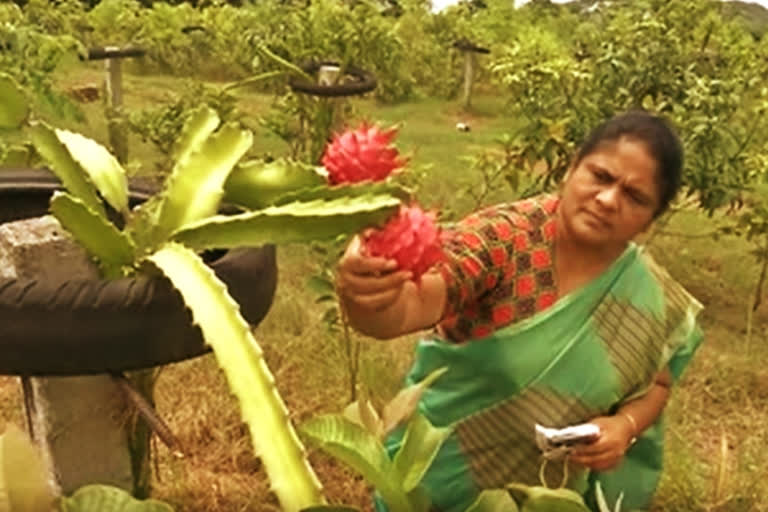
top-left (435, 193), bottom-right (560, 343)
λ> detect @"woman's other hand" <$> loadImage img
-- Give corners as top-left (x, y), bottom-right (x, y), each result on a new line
top-left (570, 415), bottom-right (636, 471)
top-left (337, 235), bottom-right (413, 312)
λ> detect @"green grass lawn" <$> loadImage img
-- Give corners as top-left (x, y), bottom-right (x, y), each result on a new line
top-left (1, 65), bottom-right (767, 511)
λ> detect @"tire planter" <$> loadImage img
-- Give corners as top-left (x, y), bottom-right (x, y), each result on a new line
top-left (0, 168), bottom-right (277, 376)
top-left (84, 47), bottom-right (147, 61)
top-left (452, 39), bottom-right (490, 54)
top-left (289, 60), bottom-right (377, 97)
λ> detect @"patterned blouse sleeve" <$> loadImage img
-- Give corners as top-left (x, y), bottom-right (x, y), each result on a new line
top-left (436, 205), bottom-right (520, 319)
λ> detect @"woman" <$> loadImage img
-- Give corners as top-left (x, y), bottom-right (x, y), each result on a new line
top-left (336, 111), bottom-right (703, 511)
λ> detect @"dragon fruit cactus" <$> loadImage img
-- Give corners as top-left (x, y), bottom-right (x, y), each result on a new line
top-left (322, 122), bottom-right (406, 184)
top-left (363, 205), bottom-right (444, 280)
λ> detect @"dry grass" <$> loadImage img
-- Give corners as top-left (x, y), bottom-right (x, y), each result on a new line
top-left (647, 212), bottom-right (768, 512)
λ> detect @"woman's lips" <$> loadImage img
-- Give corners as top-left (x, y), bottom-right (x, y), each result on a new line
top-left (582, 209), bottom-right (611, 228)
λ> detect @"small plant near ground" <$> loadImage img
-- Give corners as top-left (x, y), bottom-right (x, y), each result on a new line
top-left (300, 368), bottom-right (450, 512)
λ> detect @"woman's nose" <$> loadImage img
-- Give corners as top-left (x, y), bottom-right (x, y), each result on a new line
top-left (595, 186), bottom-right (620, 210)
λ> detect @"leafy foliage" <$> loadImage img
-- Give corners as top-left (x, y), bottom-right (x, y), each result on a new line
top-left (61, 485), bottom-right (174, 512)
top-left (300, 368), bottom-right (450, 512)
top-left (490, 0), bottom-right (768, 212)
top-left (0, 8), bottom-right (84, 123)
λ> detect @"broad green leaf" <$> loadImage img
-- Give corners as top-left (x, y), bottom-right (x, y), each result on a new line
top-left (392, 413), bottom-right (451, 493)
top-left (61, 484), bottom-right (173, 512)
top-left (0, 73), bottom-right (29, 128)
top-left (300, 415), bottom-right (414, 512)
top-left (55, 128), bottom-right (129, 214)
top-left (153, 123), bottom-right (252, 244)
top-left (0, 424), bottom-right (55, 512)
top-left (465, 490), bottom-right (520, 512)
top-left (343, 397), bottom-right (383, 439)
top-left (273, 180), bottom-right (412, 207)
top-left (172, 194), bottom-right (400, 252)
top-left (382, 367), bottom-right (448, 436)
top-left (507, 484), bottom-right (589, 512)
top-left (50, 192), bottom-right (135, 277)
top-left (224, 158), bottom-right (326, 209)
top-left (27, 122), bottom-right (106, 217)
top-left (171, 106), bottom-right (220, 167)
top-left (147, 244), bottom-right (324, 511)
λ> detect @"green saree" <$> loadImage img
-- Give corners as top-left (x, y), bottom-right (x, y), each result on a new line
top-left (375, 243), bottom-right (703, 512)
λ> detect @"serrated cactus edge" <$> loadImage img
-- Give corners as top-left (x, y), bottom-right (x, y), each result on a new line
top-left (147, 243), bottom-right (325, 511)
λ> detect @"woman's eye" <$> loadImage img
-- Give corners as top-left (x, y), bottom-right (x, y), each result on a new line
top-left (593, 171), bottom-right (611, 183)
top-left (627, 192), bottom-right (648, 205)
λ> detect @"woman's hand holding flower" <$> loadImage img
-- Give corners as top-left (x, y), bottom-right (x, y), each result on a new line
top-left (337, 235), bottom-right (413, 312)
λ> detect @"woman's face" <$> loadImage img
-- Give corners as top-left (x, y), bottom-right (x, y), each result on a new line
top-left (558, 137), bottom-right (661, 249)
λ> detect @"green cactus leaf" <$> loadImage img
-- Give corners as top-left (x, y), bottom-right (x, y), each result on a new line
top-left (507, 484), bottom-right (590, 512)
top-left (465, 490), bottom-right (520, 512)
top-left (171, 194), bottom-right (400, 251)
top-left (0, 74), bottom-right (29, 129)
top-left (152, 123), bottom-right (252, 245)
top-left (146, 243), bottom-right (324, 512)
top-left (272, 180), bottom-right (413, 207)
top-left (406, 486), bottom-right (431, 512)
top-left (50, 192), bottom-right (135, 277)
top-left (125, 193), bottom-right (164, 257)
top-left (0, 424), bottom-right (56, 512)
top-left (300, 415), bottom-right (414, 512)
top-left (223, 158), bottom-right (327, 209)
top-left (393, 413), bottom-right (451, 493)
top-left (27, 122), bottom-right (106, 218)
top-left (54, 128), bottom-right (129, 214)
top-left (171, 106), bottom-right (220, 167)
top-left (0, 144), bottom-right (32, 167)
top-left (60, 484), bottom-right (174, 511)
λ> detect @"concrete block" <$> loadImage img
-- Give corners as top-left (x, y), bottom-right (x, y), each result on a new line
top-left (0, 215), bottom-right (134, 495)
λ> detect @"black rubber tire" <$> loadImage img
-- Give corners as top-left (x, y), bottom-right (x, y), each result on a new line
top-left (452, 39), bottom-right (490, 54)
top-left (84, 47), bottom-right (147, 61)
top-left (0, 168), bottom-right (277, 376)
top-left (288, 61), bottom-right (377, 97)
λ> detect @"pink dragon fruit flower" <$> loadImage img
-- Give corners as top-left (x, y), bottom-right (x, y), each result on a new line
top-left (363, 205), bottom-right (444, 280)
top-left (322, 122), bottom-right (406, 184)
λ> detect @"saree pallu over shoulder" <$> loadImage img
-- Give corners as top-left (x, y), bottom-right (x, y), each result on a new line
top-left (378, 243), bottom-right (703, 512)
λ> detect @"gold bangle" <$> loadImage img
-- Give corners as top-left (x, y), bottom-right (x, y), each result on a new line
top-left (619, 410), bottom-right (638, 445)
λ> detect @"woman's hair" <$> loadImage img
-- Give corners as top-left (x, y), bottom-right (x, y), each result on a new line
top-left (573, 111), bottom-right (683, 217)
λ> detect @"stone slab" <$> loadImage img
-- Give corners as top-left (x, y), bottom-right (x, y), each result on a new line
top-left (0, 215), bottom-right (134, 495)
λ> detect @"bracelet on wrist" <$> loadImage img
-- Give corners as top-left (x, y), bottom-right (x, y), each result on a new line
top-left (618, 410), bottom-right (638, 446)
